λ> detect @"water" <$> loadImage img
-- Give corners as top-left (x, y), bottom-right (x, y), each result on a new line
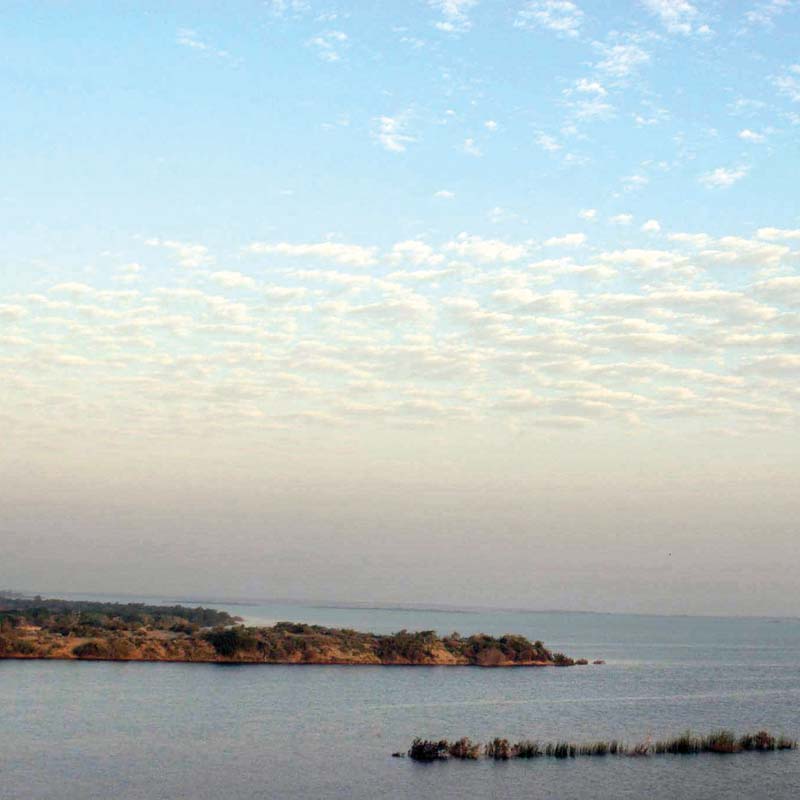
top-left (2, 600), bottom-right (799, 799)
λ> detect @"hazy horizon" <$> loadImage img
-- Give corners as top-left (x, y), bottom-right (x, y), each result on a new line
top-left (2, 2), bottom-right (799, 618)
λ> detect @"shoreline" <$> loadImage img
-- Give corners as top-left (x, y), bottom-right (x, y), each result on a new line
top-left (0, 595), bottom-right (589, 668)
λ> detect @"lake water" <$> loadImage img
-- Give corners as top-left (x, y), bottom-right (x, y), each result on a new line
top-left (2, 598), bottom-right (799, 799)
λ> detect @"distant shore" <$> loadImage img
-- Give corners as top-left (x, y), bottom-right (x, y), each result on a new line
top-left (0, 595), bottom-right (592, 667)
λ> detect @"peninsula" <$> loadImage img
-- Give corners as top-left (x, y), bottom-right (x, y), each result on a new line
top-left (0, 594), bottom-right (584, 667)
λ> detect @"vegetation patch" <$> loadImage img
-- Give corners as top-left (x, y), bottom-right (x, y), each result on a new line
top-left (405, 731), bottom-right (797, 761)
top-left (0, 595), bottom-right (584, 666)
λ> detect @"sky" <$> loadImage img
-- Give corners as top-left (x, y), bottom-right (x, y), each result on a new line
top-left (2, 1), bottom-right (799, 616)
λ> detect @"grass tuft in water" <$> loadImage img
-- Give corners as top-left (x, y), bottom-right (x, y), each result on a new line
top-left (405, 730), bottom-right (797, 762)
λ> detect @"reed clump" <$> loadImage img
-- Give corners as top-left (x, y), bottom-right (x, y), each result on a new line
top-left (448, 738), bottom-right (481, 759)
top-left (405, 730), bottom-right (797, 762)
top-left (485, 738), bottom-right (513, 760)
top-left (408, 738), bottom-right (448, 762)
top-left (512, 740), bottom-right (542, 758)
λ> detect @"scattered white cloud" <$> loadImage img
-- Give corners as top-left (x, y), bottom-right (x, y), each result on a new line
top-left (145, 238), bottom-right (212, 268)
top-left (373, 115), bottom-right (416, 152)
top-left (462, 137), bottom-right (482, 156)
top-left (544, 232), bottom-right (587, 247)
top-left (434, 189), bottom-right (456, 199)
top-left (176, 29), bottom-right (230, 59)
top-left (594, 41), bottom-right (651, 78)
top-left (246, 241), bottom-right (378, 267)
top-left (641, 219), bottom-right (661, 233)
top-left (515, 1), bottom-right (584, 38)
top-left (307, 30), bottom-right (348, 62)
top-left (738, 128), bottom-right (767, 143)
top-left (429, 0), bottom-right (477, 33)
top-left (484, 119), bottom-right (498, 131)
top-left (610, 213), bottom-right (634, 225)
top-left (579, 208), bottom-right (597, 221)
top-left (389, 240), bottom-right (445, 266)
top-left (744, 0), bottom-right (797, 28)
top-left (622, 174), bottom-right (649, 191)
top-left (444, 233), bottom-right (527, 262)
top-left (641, 0), bottom-right (699, 34)
top-left (210, 271), bottom-right (257, 290)
top-left (535, 132), bottom-right (562, 152)
top-left (572, 78), bottom-right (607, 95)
top-left (756, 227), bottom-right (800, 241)
top-left (773, 64), bottom-right (800, 102)
top-left (699, 166), bottom-right (749, 188)
top-left (0, 304), bottom-right (28, 320)
top-left (264, 0), bottom-right (311, 15)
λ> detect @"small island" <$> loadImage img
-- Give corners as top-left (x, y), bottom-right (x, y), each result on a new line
top-left (0, 594), bottom-right (585, 667)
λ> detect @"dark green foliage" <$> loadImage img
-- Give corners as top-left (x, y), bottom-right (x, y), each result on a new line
top-left (448, 738), bottom-right (481, 759)
top-left (513, 740), bottom-right (542, 758)
top-left (455, 633), bottom-right (555, 665)
top-left (14, 639), bottom-right (36, 655)
top-left (578, 741), bottom-right (610, 756)
top-left (485, 738), bottom-right (512, 759)
top-left (704, 730), bottom-right (738, 753)
top-left (408, 739), bottom-right (449, 762)
top-left (0, 594), bottom-right (235, 630)
top-left (204, 626), bottom-right (258, 657)
top-left (72, 641), bottom-right (108, 658)
top-left (73, 638), bottom-right (134, 659)
top-left (654, 731), bottom-right (701, 754)
top-left (0, 594), bottom-right (579, 666)
top-left (376, 629), bottom-right (438, 662)
top-left (402, 730), bottom-right (796, 761)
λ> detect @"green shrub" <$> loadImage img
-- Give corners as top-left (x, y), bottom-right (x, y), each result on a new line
top-left (408, 739), bottom-right (448, 762)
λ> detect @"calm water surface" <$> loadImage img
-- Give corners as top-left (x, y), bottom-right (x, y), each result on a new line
top-left (2, 600), bottom-right (799, 799)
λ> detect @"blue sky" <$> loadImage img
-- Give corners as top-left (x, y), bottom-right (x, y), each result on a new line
top-left (2, 1), bottom-right (800, 612)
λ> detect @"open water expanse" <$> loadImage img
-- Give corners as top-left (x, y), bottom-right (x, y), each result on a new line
top-left (2, 597), bottom-right (799, 799)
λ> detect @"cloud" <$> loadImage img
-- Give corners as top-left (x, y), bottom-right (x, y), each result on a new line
top-left (641, 219), bottom-right (661, 233)
top-left (640, 0), bottom-right (699, 34)
top-left (246, 241), bottom-right (378, 267)
top-left (544, 233), bottom-right (587, 247)
top-left (756, 227), bottom-right (800, 241)
top-left (753, 275), bottom-right (800, 306)
top-left (745, 1), bottom-right (797, 28)
top-left (697, 236), bottom-right (790, 267)
top-left (579, 208), bottom-right (597, 220)
top-left (176, 29), bottom-right (230, 59)
top-left (572, 78), bottom-right (607, 95)
top-left (434, 190), bottom-right (456, 199)
top-left (610, 213), bottom-right (633, 225)
top-left (773, 64), bottom-right (800, 102)
top-left (484, 120), bottom-right (498, 131)
top-left (699, 166), bottom-right (749, 188)
top-left (535, 132), bottom-right (562, 152)
top-left (264, 0), bottom-right (311, 15)
top-left (594, 41), bottom-right (651, 78)
top-left (307, 30), bottom-right (348, 62)
top-left (389, 240), bottom-right (445, 266)
top-left (515, 1), bottom-right (584, 38)
top-left (0, 304), bottom-right (27, 320)
top-left (622, 174), bottom-right (649, 191)
top-left (444, 233), bottom-right (527, 263)
top-left (429, 0), bottom-right (477, 33)
top-left (373, 115), bottom-right (416, 152)
top-left (210, 271), bottom-right (257, 290)
top-left (462, 137), bottom-right (482, 156)
top-left (145, 238), bottom-right (212, 268)
top-left (738, 129), bottom-right (766, 143)
top-left (597, 248), bottom-right (691, 274)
